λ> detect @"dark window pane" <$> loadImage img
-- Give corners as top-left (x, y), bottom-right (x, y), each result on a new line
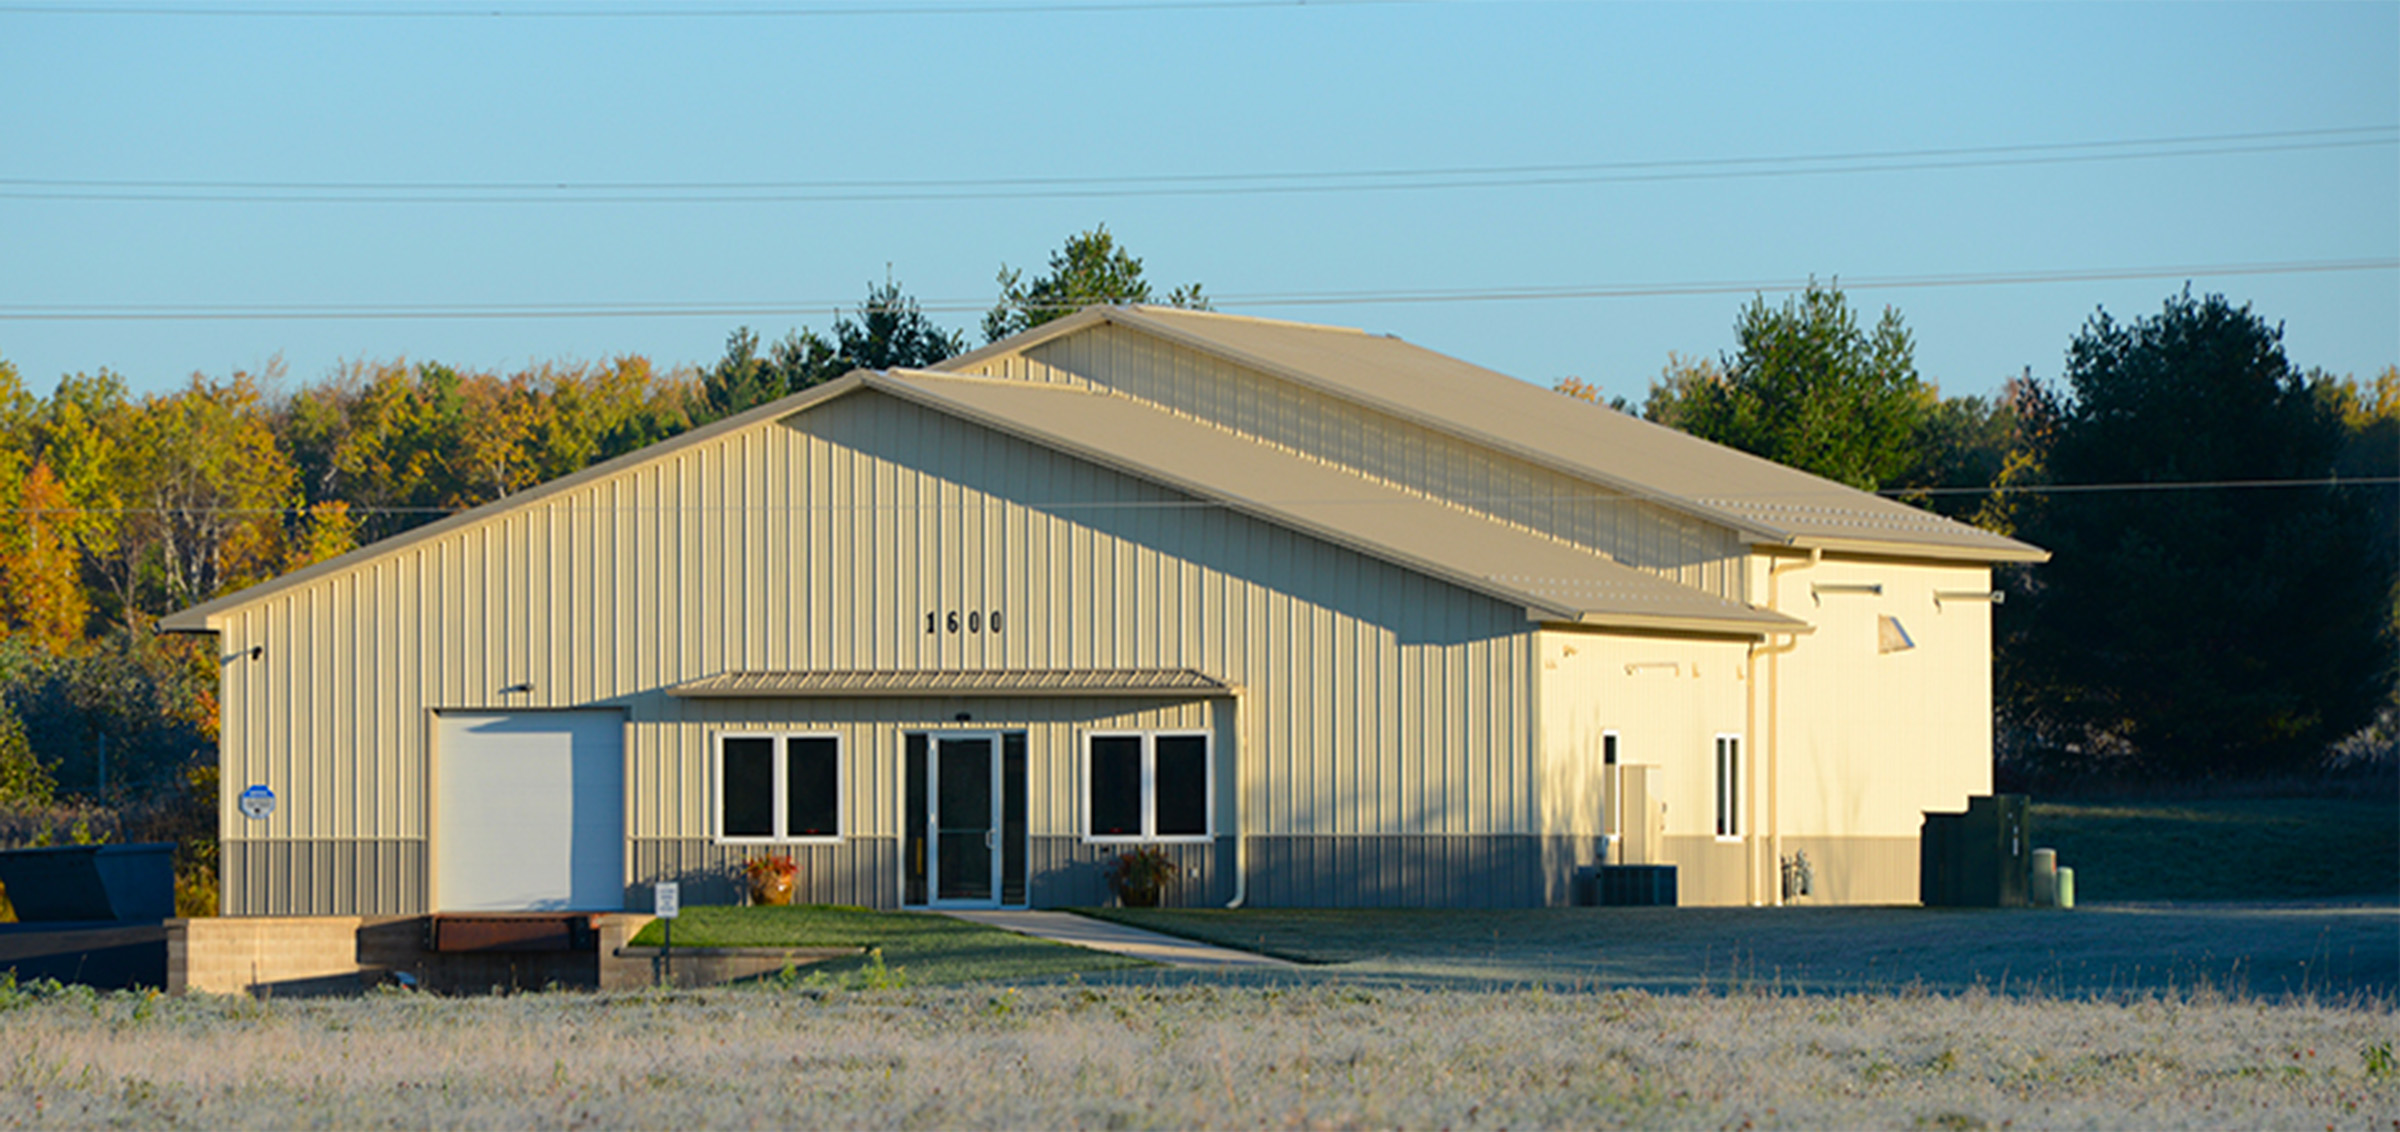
top-left (1088, 736), bottom-right (1144, 837)
top-left (1153, 735), bottom-right (1209, 837)
top-left (1002, 732), bottom-right (1027, 905)
top-left (904, 734), bottom-right (928, 905)
top-left (786, 737), bottom-right (839, 837)
top-left (722, 737), bottom-right (774, 838)
top-left (938, 737), bottom-right (992, 833)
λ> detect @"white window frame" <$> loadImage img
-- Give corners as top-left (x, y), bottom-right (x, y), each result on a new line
top-left (1080, 729), bottom-right (1214, 844)
top-left (1601, 730), bottom-right (1621, 839)
top-left (714, 731), bottom-right (845, 845)
top-left (1713, 733), bottom-right (1742, 841)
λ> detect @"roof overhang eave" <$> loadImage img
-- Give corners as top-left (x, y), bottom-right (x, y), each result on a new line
top-left (1779, 534), bottom-right (2052, 564)
top-left (1558, 608), bottom-right (1814, 638)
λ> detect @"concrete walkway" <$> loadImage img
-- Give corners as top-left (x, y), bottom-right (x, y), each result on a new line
top-left (941, 910), bottom-right (1299, 969)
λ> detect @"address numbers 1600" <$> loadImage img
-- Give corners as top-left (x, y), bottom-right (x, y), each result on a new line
top-left (925, 610), bottom-right (1003, 634)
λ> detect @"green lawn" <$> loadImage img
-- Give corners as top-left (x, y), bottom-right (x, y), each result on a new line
top-left (626, 904), bottom-right (1151, 986)
top-left (2031, 797), bottom-right (2398, 901)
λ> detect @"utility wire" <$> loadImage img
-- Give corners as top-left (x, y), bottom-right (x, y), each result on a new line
top-left (0, 0), bottom-right (1417, 15)
top-left (5, 129), bottom-right (2390, 204)
top-left (22, 478), bottom-right (2397, 518)
top-left (7, 126), bottom-right (2388, 195)
top-left (5, 258), bottom-right (2390, 322)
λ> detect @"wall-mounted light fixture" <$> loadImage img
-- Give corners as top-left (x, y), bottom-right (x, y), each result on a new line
top-left (1624, 661), bottom-right (1681, 676)
top-left (499, 681), bottom-right (534, 695)
top-left (1933, 589), bottom-right (2005, 608)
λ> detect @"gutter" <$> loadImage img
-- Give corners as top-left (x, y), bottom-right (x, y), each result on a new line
top-left (1756, 548), bottom-right (1819, 906)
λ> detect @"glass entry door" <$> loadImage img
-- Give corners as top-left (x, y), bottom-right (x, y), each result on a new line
top-left (934, 734), bottom-right (997, 904)
top-left (904, 732), bottom-right (1026, 908)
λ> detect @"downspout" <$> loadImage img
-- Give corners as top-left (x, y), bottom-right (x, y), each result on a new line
top-left (1757, 547), bottom-right (1819, 906)
top-left (1224, 685), bottom-right (1248, 908)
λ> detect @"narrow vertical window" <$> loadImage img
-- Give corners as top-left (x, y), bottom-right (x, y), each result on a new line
top-left (1714, 735), bottom-right (1741, 838)
top-left (1600, 731), bottom-right (1621, 838)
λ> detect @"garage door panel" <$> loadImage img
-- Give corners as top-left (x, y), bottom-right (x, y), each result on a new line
top-left (436, 711), bottom-right (624, 912)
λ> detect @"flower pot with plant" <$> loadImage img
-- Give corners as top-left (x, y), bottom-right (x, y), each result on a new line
top-left (1106, 846), bottom-right (1175, 908)
top-left (743, 854), bottom-right (798, 906)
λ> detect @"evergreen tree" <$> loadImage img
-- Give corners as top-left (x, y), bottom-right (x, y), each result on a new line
top-left (2009, 290), bottom-right (2395, 777)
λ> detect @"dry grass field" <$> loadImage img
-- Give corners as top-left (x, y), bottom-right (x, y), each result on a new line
top-left (1, 978), bottom-right (2392, 1129)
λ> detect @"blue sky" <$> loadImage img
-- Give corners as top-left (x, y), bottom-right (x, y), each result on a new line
top-left (2, 1), bottom-right (2393, 405)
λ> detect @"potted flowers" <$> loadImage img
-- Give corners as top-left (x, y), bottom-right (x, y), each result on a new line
top-left (743, 854), bottom-right (798, 906)
top-left (1106, 846), bottom-right (1176, 908)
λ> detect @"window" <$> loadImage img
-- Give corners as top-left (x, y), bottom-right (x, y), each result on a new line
top-left (1601, 730), bottom-right (1621, 837)
top-left (1083, 731), bottom-right (1211, 842)
top-left (717, 733), bottom-right (841, 842)
top-left (1714, 735), bottom-right (1741, 838)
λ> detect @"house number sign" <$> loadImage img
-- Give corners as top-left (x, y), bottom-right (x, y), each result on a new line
top-left (924, 610), bottom-right (1004, 635)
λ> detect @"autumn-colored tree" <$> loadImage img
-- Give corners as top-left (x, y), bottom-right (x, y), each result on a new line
top-left (118, 373), bottom-right (298, 614)
top-left (286, 500), bottom-right (358, 570)
top-left (0, 464), bottom-right (94, 652)
top-left (37, 371), bottom-right (137, 622)
top-left (450, 369), bottom-right (542, 505)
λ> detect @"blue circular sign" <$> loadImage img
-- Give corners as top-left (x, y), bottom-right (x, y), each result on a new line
top-left (238, 784), bottom-right (276, 821)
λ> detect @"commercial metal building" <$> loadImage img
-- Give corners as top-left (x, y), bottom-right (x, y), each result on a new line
top-left (163, 307), bottom-right (2045, 915)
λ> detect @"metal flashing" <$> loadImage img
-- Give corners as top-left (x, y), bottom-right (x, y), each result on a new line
top-left (667, 669), bottom-right (1233, 699)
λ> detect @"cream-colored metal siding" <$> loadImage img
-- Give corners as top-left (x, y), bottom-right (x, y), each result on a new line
top-left (1535, 627), bottom-right (1754, 904)
top-left (1013, 324), bottom-right (1751, 602)
top-left (1533, 555), bottom-right (1998, 907)
top-left (1753, 554), bottom-right (1995, 841)
top-left (955, 350), bottom-right (1098, 389)
top-left (216, 387), bottom-right (1536, 914)
top-left (781, 391), bottom-right (1535, 840)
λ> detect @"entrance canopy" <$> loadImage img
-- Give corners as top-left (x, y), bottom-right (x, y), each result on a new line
top-left (666, 668), bottom-right (1233, 699)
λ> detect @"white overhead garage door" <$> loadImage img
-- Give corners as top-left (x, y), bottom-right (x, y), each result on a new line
top-left (435, 711), bottom-right (625, 912)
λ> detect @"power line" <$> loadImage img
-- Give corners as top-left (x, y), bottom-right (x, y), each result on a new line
top-left (4, 258), bottom-right (2390, 322)
top-left (7, 126), bottom-right (2387, 194)
top-left (1883, 477), bottom-right (2400, 498)
top-left (19, 478), bottom-right (2395, 518)
top-left (0, 0), bottom-right (1408, 17)
top-left (5, 128), bottom-right (2390, 205)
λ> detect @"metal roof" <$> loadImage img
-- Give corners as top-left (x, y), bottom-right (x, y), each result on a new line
top-left (946, 306), bottom-right (2047, 563)
top-left (869, 370), bottom-right (1808, 635)
top-left (165, 305), bottom-right (2032, 636)
top-left (669, 668), bottom-right (1232, 698)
